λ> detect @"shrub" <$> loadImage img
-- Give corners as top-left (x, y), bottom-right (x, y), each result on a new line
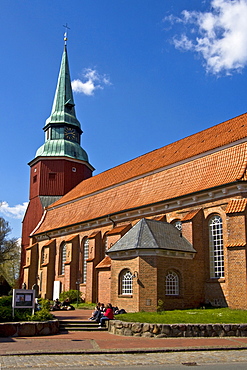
top-left (157, 299), bottom-right (164, 312)
top-left (0, 295), bottom-right (12, 307)
top-left (29, 308), bottom-right (53, 322)
top-left (38, 298), bottom-right (51, 310)
top-left (0, 306), bottom-right (12, 322)
top-left (60, 289), bottom-right (82, 303)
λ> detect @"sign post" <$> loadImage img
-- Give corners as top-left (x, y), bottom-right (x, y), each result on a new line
top-left (12, 289), bottom-right (36, 319)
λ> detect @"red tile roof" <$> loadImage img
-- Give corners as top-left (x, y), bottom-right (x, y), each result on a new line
top-left (227, 242), bottom-right (246, 247)
top-left (225, 199), bottom-right (247, 214)
top-left (106, 224), bottom-right (131, 236)
top-left (182, 209), bottom-right (201, 222)
top-left (65, 234), bottom-right (78, 242)
top-left (96, 256), bottom-right (111, 269)
top-left (49, 112), bottom-right (247, 208)
top-left (34, 141), bottom-right (247, 235)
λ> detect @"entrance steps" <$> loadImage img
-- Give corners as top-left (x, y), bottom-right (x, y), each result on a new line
top-left (59, 320), bottom-right (107, 332)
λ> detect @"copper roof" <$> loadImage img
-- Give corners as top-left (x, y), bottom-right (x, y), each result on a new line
top-left (225, 199), bottom-right (247, 214)
top-left (34, 141), bottom-right (247, 235)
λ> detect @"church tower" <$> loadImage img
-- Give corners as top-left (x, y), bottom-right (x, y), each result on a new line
top-left (20, 38), bottom-right (94, 283)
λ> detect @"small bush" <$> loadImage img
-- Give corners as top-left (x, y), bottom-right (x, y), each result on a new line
top-left (60, 289), bottom-right (82, 303)
top-left (29, 308), bottom-right (53, 322)
top-left (0, 306), bottom-right (12, 322)
top-left (14, 309), bottom-right (32, 322)
top-left (0, 296), bottom-right (12, 307)
top-left (157, 299), bottom-right (164, 312)
top-left (39, 298), bottom-right (51, 310)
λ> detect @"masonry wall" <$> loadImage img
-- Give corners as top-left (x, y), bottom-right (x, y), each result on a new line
top-left (97, 269), bottom-right (111, 304)
top-left (23, 196), bottom-right (247, 310)
top-left (138, 256), bottom-right (157, 312)
top-left (110, 257), bottom-right (139, 312)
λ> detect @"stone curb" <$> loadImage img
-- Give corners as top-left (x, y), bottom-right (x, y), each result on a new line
top-left (2, 345), bottom-right (247, 357)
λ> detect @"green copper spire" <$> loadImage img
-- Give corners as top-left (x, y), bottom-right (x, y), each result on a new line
top-left (45, 45), bottom-right (80, 129)
top-left (35, 40), bottom-right (90, 163)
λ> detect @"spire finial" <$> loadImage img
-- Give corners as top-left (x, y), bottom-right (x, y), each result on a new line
top-left (63, 23), bottom-right (70, 46)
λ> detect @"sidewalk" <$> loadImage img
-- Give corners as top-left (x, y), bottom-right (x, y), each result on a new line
top-left (1, 309), bottom-right (247, 356)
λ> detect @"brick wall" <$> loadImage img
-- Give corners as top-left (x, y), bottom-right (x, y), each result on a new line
top-left (97, 269), bottom-right (111, 304)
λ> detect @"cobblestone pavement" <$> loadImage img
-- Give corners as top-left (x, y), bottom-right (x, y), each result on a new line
top-left (1, 350), bottom-right (247, 368)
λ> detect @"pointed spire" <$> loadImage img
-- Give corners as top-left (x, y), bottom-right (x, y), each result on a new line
top-left (45, 43), bottom-right (81, 129)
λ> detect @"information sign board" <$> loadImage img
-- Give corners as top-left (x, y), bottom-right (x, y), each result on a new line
top-left (12, 289), bottom-right (35, 309)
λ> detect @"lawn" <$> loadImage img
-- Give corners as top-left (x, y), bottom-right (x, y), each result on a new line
top-left (116, 308), bottom-right (247, 324)
top-left (71, 302), bottom-right (95, 310)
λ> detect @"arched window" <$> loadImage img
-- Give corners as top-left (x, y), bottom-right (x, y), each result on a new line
top-left (60, 242), bottom-right (66, 275)
top-left (120, 269), bottom-right (133, 295)
top-left (172, 220), bottom-right (182, 232)
top-left (40, 271), bottom-right (43, 292)
top-left (82, 238), bottom-right (89, 283)
top-left (209, 215), bottom-right (224, 278)
top-left (165, 271), bottom-right (179, 296)
top-left (41, 247), bottom-right (46, 265)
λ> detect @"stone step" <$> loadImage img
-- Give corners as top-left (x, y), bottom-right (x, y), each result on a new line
top-left (59, 320), bottom-right (107, 332)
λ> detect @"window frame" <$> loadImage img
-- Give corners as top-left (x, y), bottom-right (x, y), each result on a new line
top-left (165, 270), bottom-right (179, 296)
top-left (82, 238), bottom-right (89, 284)
top-left (208, 214), bottom-right (224, 279)
top-left (119, 269), bottom-right (133, 296)
top-left (60, 242), bottom-right (67, 275)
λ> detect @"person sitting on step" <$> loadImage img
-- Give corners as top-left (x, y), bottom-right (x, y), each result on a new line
top-left (98, 303), bottom-right (114, 327)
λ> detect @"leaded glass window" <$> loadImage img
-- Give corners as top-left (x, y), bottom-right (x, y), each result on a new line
top-left (121, 270), bottom-right (133, 295)
top-left (60, 242), bottom-right (66, 275)
top-left (166, 271), bottom-right (179, 296)
top-left (209, 215), bottom-right (224, 278)
top-left (82, 238), bottom-right (89, 284)
top-left (172, 220), bottom-right (182, 232)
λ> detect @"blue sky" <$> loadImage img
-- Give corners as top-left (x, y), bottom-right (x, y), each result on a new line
top-left (1, 0), bottom-right (247, 239)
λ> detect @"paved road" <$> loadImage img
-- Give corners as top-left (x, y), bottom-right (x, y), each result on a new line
top-left (1, 350), bottom-right (247, 369)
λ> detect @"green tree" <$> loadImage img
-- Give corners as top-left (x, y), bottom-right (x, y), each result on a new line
top-left (0, 216), bottom-right (20, 287)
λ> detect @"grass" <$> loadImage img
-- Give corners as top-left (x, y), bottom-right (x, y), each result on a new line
top-left (71, 302), bottom-right (95, 310)
top-left (116, 308), bottom-right (247, 324)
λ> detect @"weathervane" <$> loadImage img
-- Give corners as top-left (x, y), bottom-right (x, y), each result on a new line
top-left (63, 23), bottom-right (70, 46)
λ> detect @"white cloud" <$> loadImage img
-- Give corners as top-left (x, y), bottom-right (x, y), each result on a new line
top-left (0, 201), bottom-right (28, 219)
top-left (165, 0), bottom-right (247, 75)
top-left (72, 68), bottom-right (111, 96)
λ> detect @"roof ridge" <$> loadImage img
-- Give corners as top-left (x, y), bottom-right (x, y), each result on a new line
top-left (48, 112), bottom-right (247, 209)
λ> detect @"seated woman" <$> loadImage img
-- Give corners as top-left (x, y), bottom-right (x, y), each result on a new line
top-left (98, 303), bottom-right (114, 327)
top-left (89, 303), bottom-right (101, 321)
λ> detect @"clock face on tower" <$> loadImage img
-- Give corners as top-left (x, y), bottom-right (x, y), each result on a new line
top-left (64, 127), bottom-right (76, 141)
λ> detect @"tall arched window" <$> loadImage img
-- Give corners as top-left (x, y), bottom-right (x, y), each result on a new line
top-left (165, 271), bottom-right (179, 296)
top-left (82, 238), bottom-right (89, 284)
top-left (209, 215), bottom-right (224, 278)
top-left (60, 242), bottom-right (66, 275)
top-left (120, 269), bottom-right (133, 295)
top-left (41, 247), bottom-right (46, 265)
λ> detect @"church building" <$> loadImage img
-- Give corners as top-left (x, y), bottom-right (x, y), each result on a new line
top-left (21, 40), bottom-right (247, 312)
